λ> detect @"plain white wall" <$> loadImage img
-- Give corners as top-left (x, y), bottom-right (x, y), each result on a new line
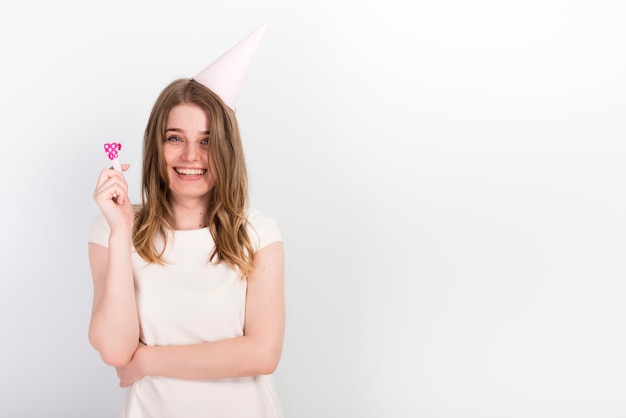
top-left (1, 0), bottom-right (625, 417)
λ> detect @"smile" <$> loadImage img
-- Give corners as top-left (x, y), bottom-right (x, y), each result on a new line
top-left (175, 168), bottom-right (207, 176)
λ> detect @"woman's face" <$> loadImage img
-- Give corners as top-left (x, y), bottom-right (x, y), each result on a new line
top-left (163, 104), bottom-right (215, 204)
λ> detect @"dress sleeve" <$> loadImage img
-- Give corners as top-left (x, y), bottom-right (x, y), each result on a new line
top-left (246, 208), bottom-right (283, 252)
top-left (88, 213), bottom-right (110, 247)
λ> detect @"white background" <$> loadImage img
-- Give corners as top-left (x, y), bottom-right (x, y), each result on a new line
top-left (1, 1), bottom-right (625, 417)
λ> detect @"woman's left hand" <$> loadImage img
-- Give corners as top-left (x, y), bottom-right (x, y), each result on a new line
top-left (116, 342), bottom-right (148, 387)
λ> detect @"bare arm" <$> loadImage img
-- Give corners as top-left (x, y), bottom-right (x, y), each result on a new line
top-left (88, 166), bottom-right (140, 367)
top-left (116, 241), bottom-right (285, 385)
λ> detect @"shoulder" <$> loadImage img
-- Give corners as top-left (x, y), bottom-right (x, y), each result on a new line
top-left (88, 213), bottom-right (110, 247)
top-left (246, 208), bottom-right (283, 252)
top-left (87, 205), bottom-right (141, 248)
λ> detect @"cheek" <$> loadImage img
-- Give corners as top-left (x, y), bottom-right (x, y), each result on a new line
top-left (205, 153), bottom-right (213, 170)
top-left (207, 157), bottom-right (217, 178)
top-left (163, 147), bottom-right (178, 166)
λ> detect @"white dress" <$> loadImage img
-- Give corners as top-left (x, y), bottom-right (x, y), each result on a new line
top-left (88, 208), bottom-right (284, 418)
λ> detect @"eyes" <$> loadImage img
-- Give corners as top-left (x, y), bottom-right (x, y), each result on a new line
top-left (166, 135), bottom-right (210, 146)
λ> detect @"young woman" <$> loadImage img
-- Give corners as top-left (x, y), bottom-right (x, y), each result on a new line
top-left (87, 27), bottom-right (285, 418)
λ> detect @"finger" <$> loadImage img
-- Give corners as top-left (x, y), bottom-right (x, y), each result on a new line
top-left (94, 180), bottom-right (129, 206)
top-left (94, 168), bottom-right (127, 193)
top-left (108, 164), bottom-right (131, 172)
top-left (94, 169), bottom-right (128, 195)
top-left (94, 176), bottom-right (128, 198)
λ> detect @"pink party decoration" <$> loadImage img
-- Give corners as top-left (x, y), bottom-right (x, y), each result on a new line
top-left (193, 23), bottom-right (267, 110)
top-left (104, 142), bottom-right (123, 172)
top-left (104, 142), bottom-right (122, 160)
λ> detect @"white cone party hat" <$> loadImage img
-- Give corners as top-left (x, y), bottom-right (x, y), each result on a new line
top-left (193, 23), bottom-right (267, 110)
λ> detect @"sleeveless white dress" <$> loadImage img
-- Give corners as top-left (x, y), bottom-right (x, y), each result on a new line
top-left (88, 208), bottom-right (284, 418)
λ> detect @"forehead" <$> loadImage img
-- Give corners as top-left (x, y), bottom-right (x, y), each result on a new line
top-left (166, 104), bottom-right (211, 129)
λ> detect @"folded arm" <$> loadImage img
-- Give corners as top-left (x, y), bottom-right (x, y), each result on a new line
top-left (116, 241), bottom-right (285, 386)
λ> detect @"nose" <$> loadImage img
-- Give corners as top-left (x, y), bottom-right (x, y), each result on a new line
top-left (182, 142), bottom-right (201, 161)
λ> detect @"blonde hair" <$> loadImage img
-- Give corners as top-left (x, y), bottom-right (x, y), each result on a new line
top-left (132, 79), bottom-right (254, 277)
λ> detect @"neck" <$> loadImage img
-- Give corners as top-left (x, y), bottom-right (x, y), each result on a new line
top-left (170, 196), bottom-right (209, 230)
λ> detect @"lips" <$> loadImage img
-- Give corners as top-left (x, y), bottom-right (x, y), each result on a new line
top-left (175, 168), bottom-right (207, 176)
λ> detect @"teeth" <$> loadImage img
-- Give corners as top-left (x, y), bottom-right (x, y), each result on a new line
top-left (176, 168), bottom-right (206, 175)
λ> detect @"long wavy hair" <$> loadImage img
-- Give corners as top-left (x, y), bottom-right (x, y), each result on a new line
top-left (132, 78), bottom-right (254, 277)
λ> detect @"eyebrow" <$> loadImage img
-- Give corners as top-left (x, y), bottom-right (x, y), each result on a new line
top-left (165, 128), bottom-right (211, 135)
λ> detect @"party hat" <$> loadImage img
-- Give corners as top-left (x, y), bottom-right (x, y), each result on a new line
top-left (193, 23), bottom-right (267, 110)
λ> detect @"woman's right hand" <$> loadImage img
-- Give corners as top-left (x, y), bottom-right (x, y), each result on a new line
top-left (93, 164), bottom-right (134, 232)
